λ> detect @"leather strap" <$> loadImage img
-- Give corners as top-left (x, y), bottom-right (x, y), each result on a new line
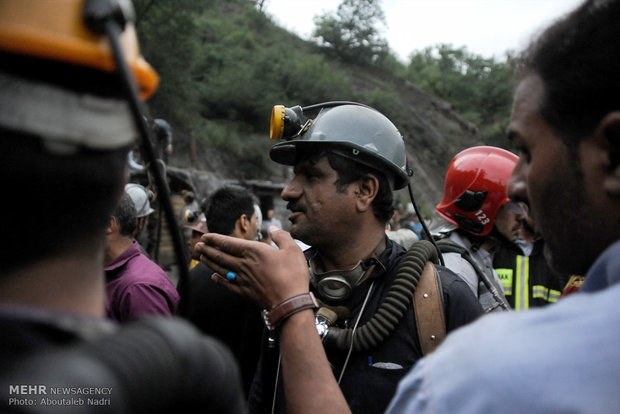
top-left (414, 262), bottom-right (446, 355)
top-left (263, 292), bottom-right (319, 331)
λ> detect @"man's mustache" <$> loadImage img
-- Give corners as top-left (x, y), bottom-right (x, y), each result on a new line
top-left (287, 202), bottom-right (306, 214)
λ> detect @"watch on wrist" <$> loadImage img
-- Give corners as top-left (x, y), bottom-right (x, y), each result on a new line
top-left (262, 292), bottom-right (319, 331)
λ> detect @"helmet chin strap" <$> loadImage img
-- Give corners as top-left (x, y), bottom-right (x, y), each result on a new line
top-left (309, 238), bottom-right (387, 302)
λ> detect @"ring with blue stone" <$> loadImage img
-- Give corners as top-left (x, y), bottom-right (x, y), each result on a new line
top-left (226, 272), bottom-right (236, 281)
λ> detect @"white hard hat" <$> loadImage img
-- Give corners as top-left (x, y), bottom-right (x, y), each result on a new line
top-left (125, 183), bottom-right (155, 218)
top-left (254, 204), bottom-right (263, 230)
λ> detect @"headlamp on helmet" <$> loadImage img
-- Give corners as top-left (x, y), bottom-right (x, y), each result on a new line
top-left (270, 105), bottom-right (310, 140)
top-left (268, 102), bottom-right (412, 190)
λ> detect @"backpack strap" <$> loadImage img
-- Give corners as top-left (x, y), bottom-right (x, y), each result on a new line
top-left (437, 238), bottom-right (510, 311)
top-left (414, 261), bottom-right (446, 355)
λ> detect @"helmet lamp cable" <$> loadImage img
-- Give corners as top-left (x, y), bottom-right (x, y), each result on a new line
top-left (407, 182), bottom-right (445, 266)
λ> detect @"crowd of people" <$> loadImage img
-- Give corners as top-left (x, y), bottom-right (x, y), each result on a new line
top-left (1, 0), bottom-right (618, 412)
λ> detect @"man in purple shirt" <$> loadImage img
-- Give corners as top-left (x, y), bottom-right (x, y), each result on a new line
top-left (105, 193), bottom-right (180, 321)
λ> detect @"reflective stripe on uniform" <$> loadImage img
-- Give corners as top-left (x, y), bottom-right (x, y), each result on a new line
top-left (532, 285), bottom-right (548, 300)
top-left (533, 285), bottom-right (562, 303)
top-left (548, 289), bottom-right (561, 303)
top-left (496, 268), bottom-right (513, 295)
top-left (515, 255), bottom-right (529, 310)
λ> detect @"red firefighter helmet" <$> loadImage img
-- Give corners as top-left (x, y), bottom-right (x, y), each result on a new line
top-left (436, 146), bottom-right (518, 236)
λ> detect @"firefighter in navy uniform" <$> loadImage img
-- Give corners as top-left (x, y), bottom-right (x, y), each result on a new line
top-left (493, 208), bottom-right (570, 309)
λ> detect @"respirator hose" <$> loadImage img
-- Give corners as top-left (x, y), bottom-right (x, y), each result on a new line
top-left (326, 240), bottom-right (438, 352)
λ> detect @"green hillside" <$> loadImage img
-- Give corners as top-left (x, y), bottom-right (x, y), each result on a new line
top-left (134, 0), bottom-right (514, 212)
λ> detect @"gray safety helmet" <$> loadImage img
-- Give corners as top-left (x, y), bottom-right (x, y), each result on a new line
top-left (125, 183), bottom-right (155, 218)
top-left (269, 105), bottom-right (411, 189)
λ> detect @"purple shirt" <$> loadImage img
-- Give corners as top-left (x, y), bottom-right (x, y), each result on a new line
top-left (105, 241), bottom-right (180, 322)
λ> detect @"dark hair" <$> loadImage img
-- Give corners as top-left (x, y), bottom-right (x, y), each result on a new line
top-left (299, 145), bottom-right (394, 223)
top-left (113, 193), bottom-right (138, 237)
top-left (205, 185), bottom-right (255, 235)
top-left (515, 0), bottom-right (620, 144)
top-left (0, 129), bottom-right (128, 274)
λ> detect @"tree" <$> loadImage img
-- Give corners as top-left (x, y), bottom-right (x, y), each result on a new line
top-left (404, 44), bottom-right (514, 147)
top-left (312, 0), bottom-right (389, 64)
top-left (133, 0), bottom-right (203, 125)
top-left (133, 0), bottom-right (355, 175)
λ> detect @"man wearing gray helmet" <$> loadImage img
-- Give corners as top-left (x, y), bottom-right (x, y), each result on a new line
top-left (198, 103), bottom-right (483, 413)
top-left (125, 182), bottom-right (155, 241)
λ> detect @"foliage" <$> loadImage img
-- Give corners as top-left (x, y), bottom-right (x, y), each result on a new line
top-left (403, 44), bottom-right (515, 147)
top-left (134, 0), bottom-right (353, 176)
top-left (132, 0), bottom-right (516, 180)
top-left (134, 0), bottom-right (202, 122)
top-left (312, 0), bottom-right (389, 65)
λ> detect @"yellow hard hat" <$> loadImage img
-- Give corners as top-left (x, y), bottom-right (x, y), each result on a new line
top-left (0, 0), bottom-right (159, 100)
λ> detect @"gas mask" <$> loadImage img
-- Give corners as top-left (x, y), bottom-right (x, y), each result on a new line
top-left (309, 239), bottom-right (386, 302)
top-left (310, 260), bottom-right (372, 301)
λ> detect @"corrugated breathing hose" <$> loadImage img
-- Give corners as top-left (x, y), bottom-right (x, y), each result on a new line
top-left (323, 240), bottom-right (439, 352)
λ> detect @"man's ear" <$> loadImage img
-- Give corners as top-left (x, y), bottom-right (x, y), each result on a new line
top-left (239, 214), bottom-right (250, 233)
top-left (598, 112), bottom-right (620, 196)
top-left (355, 174), bottom-right (380, 211)
top-left (135, 217), bottom-right (145, 233)
top-left (106, 216), bottom-right (117, 235)
top-left (235, 214), bottom-right (250, 236)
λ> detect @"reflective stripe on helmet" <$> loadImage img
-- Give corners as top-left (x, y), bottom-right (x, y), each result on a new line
top-left (0, 71), bottom-right (137, 150)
